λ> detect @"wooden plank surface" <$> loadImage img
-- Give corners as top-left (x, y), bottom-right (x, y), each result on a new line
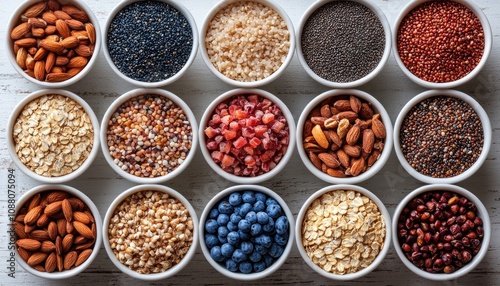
top-left (1, 0), bottom-right (499, 285)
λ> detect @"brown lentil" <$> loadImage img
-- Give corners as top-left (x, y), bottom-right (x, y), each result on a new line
top-left (397, 1), bottom-right (485, 83)
top-left (106, 94), bottom-right (193, 178)
top-left (397, 191), bottom-right (484, 273)
top-left (205, 1), bottom-right (290, 82)
top-left (399, 96), bottom-right (484, 178)
top-left (108, 190), bottom-right (194, 274)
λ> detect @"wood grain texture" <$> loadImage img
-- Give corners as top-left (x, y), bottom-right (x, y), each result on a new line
top-left (1, 0), bottom-right (500, 285)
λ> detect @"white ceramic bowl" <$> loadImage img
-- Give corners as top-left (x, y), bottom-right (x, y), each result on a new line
top-left (296, 89), bottom-right (393, 184)
top-left (295, 184), bottom-right (391, 280)
top-left (199, 184), bottom-right (295, 281)
top-left (14, 184), bottom-right (102, 279)
top-left (102, 184), bottom-right (198, 281)
top-left (102, 0), bottom-right (198, 87)
top-left (296, 0), bottom-right (391, 88)
top-left (392, 184), bottom-right (491, 281)
top-left (393, 89), bottom-right (491, 184)
top-left (199, 88), bottom-right (296, 184)
top-left (392, 0), bottom-right (492, 89)
top-left (7, 89), bottom-right (100, 183)
top-left (6, 0), bottom-right (101, 88)
top-left (200, 0), bottom-right (295, 87)
top-left (100, 88), bottom-right (198, 184)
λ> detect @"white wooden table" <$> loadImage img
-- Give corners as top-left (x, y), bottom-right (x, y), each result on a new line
top-left (1, 0), bottom-right (499, 285)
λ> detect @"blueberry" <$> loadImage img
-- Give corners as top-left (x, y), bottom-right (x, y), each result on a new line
top-left (209, 208), bottom-right (219, 219)
top-left (250, 223), bottom-right (262, 236)
top-left (210, 246), bottom-right (224, 262)
top-left (253, 261), bottom-right (266, 273)
top-left (268, 243), bottom-right (284, 258)
top-left (249, 250), bottom-right (262, 262)
top-left (225, 259), bottom-right (238, 272)
top-left (221, 243), bottom-right (235, 258)
top-left (256, 211), bottom-right (269, 224)
top-left (266, 204), bottom-right (282, 219)
top-left (238, 230), bottom-right (250, 241)
top-left (275, 216), bottom-right (289, 235)
top-left (205, 234), bottom-right (219, 249)
top-left (242, 191), bottom-right (256, 204)
top-left (239, 203), bottom-right (252, 217)
top-left (205, 219), bottom-right (218, 234)
top-left (265, 197), bottom-right (278, 206)
top-left (239, 261), bottom-right (252, 274)
top-left (227, 231), bottom-right (240, 245)
top-left (253, 200), bottom-right (265, 212)
top-left (254, 244), bottom-right (267, 255)
top-left (217, 213), bottom-right (230, 226)
top-left (232, 249), bottom-right (247, 263)
top-left (227, 221), bottom-right (238, 232)
top-left (230, 213), bottom-right (242, 224)
top-left (255, 192), bottom-right (266, 202)
top-left (229, 192), bottom-right (242, 206)
top-left (218, 234), bottom-right (228, 244)
top-left (255, 234), bottom-right (272, 248)
top-left (263, 254), bottom-right (274, 267)
top-left (262, 217), bottom-right (274, 233)
top-left (218, 201), bottom-right (234, 214)
top-left (245, 211), bottom-right (257, 224)
top-left (240, 241), bottom-right (254, 254)
top-left (274, 232), bottom-right (289, 246)
top-left (238, 219), bottom-right (251, 232)
top-left (218, 226), bottom-right (229, 237)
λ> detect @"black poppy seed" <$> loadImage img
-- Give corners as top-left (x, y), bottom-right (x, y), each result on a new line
top-left (107, 1), bottom-right (193, 82)
top-left (301, 1), bottom-right (385, 83)
top-left (400, 96), bottom-right (484, 178)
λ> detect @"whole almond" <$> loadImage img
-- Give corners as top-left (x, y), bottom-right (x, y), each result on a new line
top-left (15, 38), bottom-right (37, 48)
top-left (311, 124), bottom-right (329, 149)
top-left (50, 66), bottom-right (63, 73)
top-left (308, 151), bottom-right (322, 170)
top-left (336, 149), bottom-right (350, 169)
top-left (318, 153), bottom-right (340, 169)
top-left (85, 23), bottom-right (96, 44)
top-left (36, 213), bottom-right (50, 228)
top-left (61, 36), bottom-right (80, 49)
top-left (57, 218), bottom-right (67, 236)
top-left (371, 114), bottom-right (386, 139)
top-left (30, 230), bottom-right (50, 241)
top-left (343, 144), bottom-right (361, 158)
top-left (23, 2), bottom-right (47, 18)
top-left (360, 103), bottom-right (375, 120)
top-left (348, 157), bottom-right (365, 177)
top-left (67, 67), bottom-right (83, 77)
top-left (31, 27), bottom-right (45, 38)
top-left (65, 19), bottom-right (85, 30)
top-left (73, 221), bottom-right (93, 239)
top-left (337, 118), bottom-right (351, 139)
top-left (55, 19), bottom-right (71, 38)
top-left (67, 56), bottom-right (88, 68)
top-left (320, 104), bottom-right (332, 118)
top-left (16, 47), bottom-right (28, 69)
top-left (83, 210), bottom-right (95, 223)
top-left (44, 201), bottom-right (63, 216)
top-left (40, 240), bottom-right (56, 253)
top-left (350, 95), bottom-right (362, 113)
top-left (33, 47), bottom-right (48, 61)
top-left (64, 251), bottom-right (78, 270)
top-left (24, 205), bottom-right (43, 225)
top-left (55, 56), bottom-right (69, 66)
top-left (74, 44), bottom-right (92, 57)
top-left (73, 235), bottom-right (88, 245)
top-left (28, 17), bottom-right (48, 28)
top-left (346, 124), bottom-right (361, 146)
top-left (335, 111), bottom-right (358, 122)
top-left (368, 149), bottom-right (381, 167)
top-left (66, 220), bottom-right (74, 234)
top-left (27, 252), bottom-right (48, 267)
top-left (326, 168), bottom-right (347, 178)
top-left (16, 238), bottom-right (41, 251)
top-left (75, 240), bottom-right (95, 250)
top-left (10, 22), bottom-right (33, 39)
top-left (303, 120), bottom-right (313, 137)
top-left (45, 252), bottom-right (57, 273)
top-left (18, 247), bottom-right (31, 262)
top-left (75, 249), bottom-right (92, 267)
top-left (28, 193), bottom-right (41, 211)
top-left (42, 11), bottom-right (58, 25)
top-left (54, 10), bottom-right (71, 20)
top-left (46, 73), bottom-right (73, 82)
top-left (62, 233), bottom-right (74, 253)
top-left (47, 191), bottom-right (69, 204)
top-left (325, 130), bottom-right (343, 148)
top-left (63, 5), bottom-right (89, 23)
top-left (55, 236), bottom-right (63, 255)
top-left (73, 211), bottom-right (91, 224)
top-left (26, 54), bottom-right (35, 70)
top-left (57, 254), bottom-right (64, 272)
top-left (62, 199), bottom-right (73, 222)
top-left (45, 25), bottom-right (57, 35)
top-left (48, 221), bottom-right (58, 240)
top-left (333, 99), bottom-right (352, 112)
top-left (39, 39), bottom-right (64, 53)
top-left (45, 52), bottom-right (56, 73)
top-left (362, 129), bottom-right (375, 154)
top-left (48, 0), bottom-right (62, 11)
top-left (14, 222), bottom-right (29, 239)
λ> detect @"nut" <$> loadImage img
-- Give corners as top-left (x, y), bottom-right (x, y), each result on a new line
top-left (318, 153), bottom-right (341, 169)
top-left (312, 124), bottom-right (329, 149)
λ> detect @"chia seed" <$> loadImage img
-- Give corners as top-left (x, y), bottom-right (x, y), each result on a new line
top-left (107, 1), bottom-right (193, 83)
top-left (399, 96), bottom-right (484, 178)
top-left (301, 1), bottom-right (386, 83)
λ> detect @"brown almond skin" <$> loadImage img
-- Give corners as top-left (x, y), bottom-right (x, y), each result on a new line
top-left (62, 233), bottom-right (74, 253)
top-left (327, 168), bottom-right (347, 178)
top-left (48, 221), bottom-right (58, 240)
top-left (346, 124), bottom-right (361, 146)
top-left (372, 115), bottom-right (387, 139)
top-left (14, 222), bottom-right (29, 239)
top-left (24, 206), bottom-right (43, 225)
top-left (318, 153), bottom-right (341, 169)
top-left (30, 229), bottom-right (50, 241)
top-left (46, 191), bottom-right (70, 204)
top-left (350, 95), bottom-right (362, 113)
top-left (362, 129), bottom-right (375, 154)
top-left (62, 199), bottom-right (73, 222)
top-left (11, 22), bottom-right (31, 40)
top-left (73, 211), bottom-right (91, 224)
top-left (45, 252), bottom-right (57, 273)
top-left (349, 157), bottom-right (366, 176)
top-left (40, 241), bottom-right (56, 253)
top-left (44, 201), bottom-right (63, 216)
top-left (75, 249), bottom-right (92, 267)
top-left (23, 2), bottom-right (47, 18)
top-left (27, 252), bottom-right (48, 267)
top-left (63, 251), bottom-right (78, 270)
top-left (336, 149), bottom-right (350, 169)
top-left (16, 239), bottom-right (41, 251)
top-left (73, 221), bottom-right (93, 239)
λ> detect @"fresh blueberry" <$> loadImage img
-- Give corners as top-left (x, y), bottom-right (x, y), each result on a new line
top-left (268, 243), bottom-right (284, 258)
top-left (226, 259), bottom-right (238, 272)
top-left (275, 216), bottom-right (289, 235)
top-left (253, 200), bottom-right (265, 212)
top-left (217, 213), bottom-right (230, 226)
top-left (254, 244), bottom-right (267, 255)
top-left (227, 231), bottom-right (240, 245)
top-left (265, 197), bottom-right (278, 206)
top-left (239, 203), bottom-right (252, 217)
top-left (221, 243), bottom-right (235, 258)
top-left (240, 241), bottom-right (254, 254)
top-left (263, 254), bottom-right (274, 267)
top-left (250, 223), bottom-right (262, 236)
top-left (210, 246), bottom-right (224, 262)
top-left (238, 230), bottom-right (250, 241)
top-left (262, 217), bottom-right (275, 233)
top-left (239, 261), bottom-right (252, 274)
top-left (255, 234), bottom-right (272, 248)
top-left (227, 221), bottom-right (238, 232)
top-left (218, 234), bottom-right (228, 244)
top-left (253, 261), bottom-right (266, 273)
top-left (274, 232), bottom-right (289, 246)
top-left (245, 211), bottom-right (257, 224)
top-left (232, 249), bottom-right (247, 263)
top-left (205, 219), bottom-right (218, 234)
top-left (230, 213), bottom-right (242, 224)
top-left (255, 192), bottom-right (266, 202)
top-left (218, 226), bottom-right (229, 237)
top-left (218, 201), bottom-right (234, 214)
top-left (229, 192), bottom-right (242, 206)
top-left (256, 211), bottom-right (269, 224)
top-left (266, 204), bottom-right (282, 219)
top-left (238, 219), bottom-right (251, 232)
top-left (249, 250), bottom-right (262, 262)
top-left (242, 191), bottom-right (256, 204)
top-left (209, 208), bottom-right (219, 219)
top-left (205, 234), bottom-right (219, 249)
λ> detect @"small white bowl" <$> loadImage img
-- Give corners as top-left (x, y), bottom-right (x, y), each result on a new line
top-left (296, 89), bottom-right (393, 184)
top-left (102, 184), bottom-right (198, 281)
top-left (6, 0), bottom-right (101, 88)
top-left (14, 184), bottom-right (102, 279)
top-left (100, 88), bottom-right (198, 184)
top-left (199, 184), bottom-right (295, 281)
top-left (392, 184), bottom-right (491, 281)
top-left (200, 0), bottom-right (295, 87)
top-left (102, 0), bottom-right (198, 87)
top-left (296, 0), bottom-right (391, 88)
top-left (199, 88), bottom-right (296, 184)
top-left (392, 0), bottom-right (492, 89)
top-left (393, 89), bottom-right (491, 184)
top-left (7, 89), bottom-right (100, 183)
top-left (295, 184), bottom-right (391, 280)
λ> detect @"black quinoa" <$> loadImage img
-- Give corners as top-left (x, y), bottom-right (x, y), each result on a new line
top-left (301, 1), bottom-right (385, 83)
top-left (400, 96), bottom-right (484, 178)
top-left (107, 1), bottom-right (193, 83)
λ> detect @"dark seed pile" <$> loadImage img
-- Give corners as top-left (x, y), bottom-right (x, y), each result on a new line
top-left (400, 96), bottom-right (484, 178)
top-left (107, 1), bottom-right (193, 82)
top-left (301, 1), bottom-right (385, 83)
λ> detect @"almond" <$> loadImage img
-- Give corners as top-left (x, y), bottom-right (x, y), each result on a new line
top-left (46, 72), bottom-right (72, 82)
top-left (33, 47), bottom-right (48, 61)
top-left (362, 129), bottom-right (375, 154)
top-left (24, 205), bottom-right (43, 225)
top-left (73, 235), bottom-right (88, 245)
top-left (36, 213), bottom-right (50, 227)
top-left (55, 19), bottom-right (71, 38)
top-left (55, 56), bottom-right (69, 66)
top-left (74, 44), bottom-right (92, 57)
top-left (350, 95), bottom-right (362, 113)
top-left (85, 23), bottom-right (96, 44)
top-left (30, 230), bottom-right (50, 241)
top-left (311, 124), bottom-right (329, 149)
top-left (318, 153), bottom-right (341, 169)
top-left (40, 240), bottom-right (56, 253)
top-left (48, 221), bottom-right (58, 240)
top-left (65, 19), bottom-right (85, 30)
top-left (39, 39), bottom-right (64, 53)
top-left (343, 144), bottom-right (361, 158)
top-left (63, 5), bottom-right (89, 23)
top-left (45, 52), bottom-right (56, 73)
top-left (57, 218), bottom-right (67, 237)
top-left (48, 0), bottom-right (61, 11)
top-left (75, 240), bottom-right (95, 250)
top-left (73, 221), bottom-right (93, 239)
top-left (308, 151), bottom-right (322, 170)
top-left (303, 120), bottom-right (313, 137)
top-left (50, 66), bottom-right (63, 73)
top-left (44, 201), bottom-right (63, 217)
top-left (28, 17), bottom-right (48, 28)
top-left (67, 56), bottom-right (88, 68)
top-left (11, 22), bottom-right (31, 40)
top-left (14, 38), bottom-right (37, 48)
top-left (45, 252), bottom-right (57, 273)
top-left (326, 168), bottom-right (346, 178)
top-left (73, 211), bottom-right (91, 224)
top-left (336, 149), bottom-right (350, 169)
top-left (62, 199), bottom-right (73, 222)
top-left (75, 249), bottom-right (92, 267)
top-left (67, 67), bottom-right (83, 77)
top-left (66, 220), bottom-right (74, 234)
top-left (31, 27), bottom-right (45, 38)
top-left (333, 99), bottom-right (352, 112)
top-left (55, 236), bottom-right (62, 255)
top-left (62, 233), bottom-right (74, 253)
top-left (16, 238), bottom-right (41, 251)
top-left (368, 149), bottom-right (381, 167)
top-left (47, 191), bottom-right (69, 204)
top-left (14, 222), bottom-right (29, 239)
top-left (26, 54), bottom-right (35, 70)
top-left (320, 104), bottom-right (332, 118)
top-left (337, 118), bottom-right (351, 139)
top-left (27, 252), bottom-right (48, 267)
top-left (348, 157), bottom-right (365, 177)
top-left (54, 10), bottom-right (71, 21)
top-left (64, 251), bottom-right (78, 270)
top-left (334, 111), bottom-right (358, 122)
top-left (360, 102), bottom-right (375, 120)
top-left (346, 124), bottom-right (361, 145)
top-left (310, 116), bottom-right (326, 127)
top-left (61, 36), bottom-right (79, 49)
top-left (17, 247), bottom-right (31, 262)
top-left (42, 11), bottom-right (58, 25)
top-left (83, 210), bottom-right (95, 223)
top-left (45, 25), bottom-right (57, 35)
top-left (57, 254), bottom-right (63, 272)
top-left (23, 2), bottom-right (47, 18)
top-left (16, 47), bottom-right (28, 69)
top-left (371, 114), bottom-right (386, 139)
top-left (325, 130), bottom-right (343, 148)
